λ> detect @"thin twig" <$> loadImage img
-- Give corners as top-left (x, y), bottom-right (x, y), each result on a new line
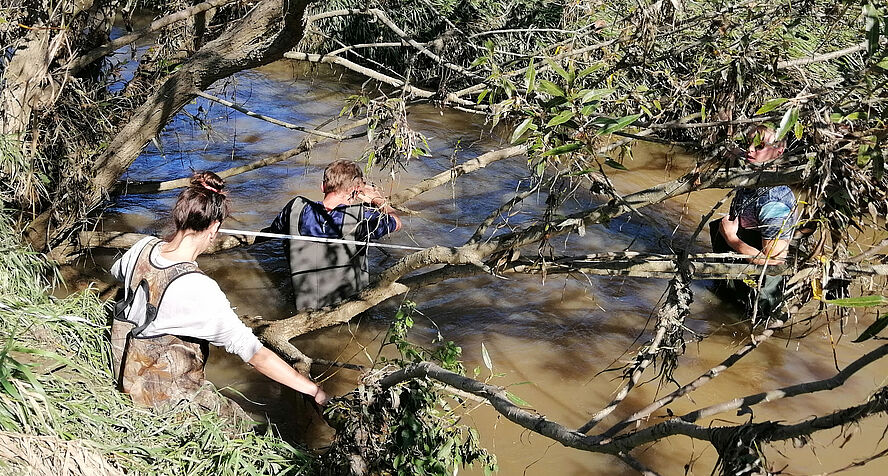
top-left (602, 318), bottom-right (785, 438)
top-left (68, 0), bottom-right (237, 73)
top-left (116, 118), bottom-right (368, 194)
top-left (577, 273), bottom-right (691, 434)
top-left (777, 41), bottom-right (868, 69)
top-left (617, 452), bottom-right (662, 476)
top-left (678, 343), bottom-right (888, 425)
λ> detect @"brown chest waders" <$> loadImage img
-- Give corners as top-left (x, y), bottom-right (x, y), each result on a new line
top-left (111, 239), bottom-right (209, 407)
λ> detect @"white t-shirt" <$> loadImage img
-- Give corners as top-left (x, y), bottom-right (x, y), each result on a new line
top-left (110, 236), bottom-right (263, 362)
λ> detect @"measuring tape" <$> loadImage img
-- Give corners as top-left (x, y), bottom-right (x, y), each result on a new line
top-left (218, 228), bottom-right (425, 251)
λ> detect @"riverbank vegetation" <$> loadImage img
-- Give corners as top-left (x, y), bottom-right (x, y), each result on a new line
top-left (0, 213), bottom-right (314, 474)
top-left (2, 0), bottom-right (888, 474)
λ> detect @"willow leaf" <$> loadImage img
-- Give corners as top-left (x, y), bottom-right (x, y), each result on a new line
top-left (481, 343), bottom-right (492, 370)
top-left (755, 98), bottom-right (788, 115)
top-left (853, 313), bottom-right (888, 342)
top-left (547, 110), bottom-right (574, 127)
top-left (537, 80), bottom-right (565, 97)
top-left (598, 114), bottom-right (640, 135)
top-left (604, 159), bottom-right (628, 170)
top-left (541, 142), bottom-right (583, 156)
top-left (505, 391), bottom-right (529, 407)
top-left (526, 58), bottom-right (536, 91)
top-left (511, 118), bottom-right (535, 143)
top-left (825, 295), bottom-right (888, 308)
top-left (545, 58), bottom-right (571, 83)
top-left (776, 108), bottom-right (798, 141)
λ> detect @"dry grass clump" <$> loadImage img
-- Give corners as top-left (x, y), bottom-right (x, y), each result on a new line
top-left (0, 431), bottom-right (124, 476)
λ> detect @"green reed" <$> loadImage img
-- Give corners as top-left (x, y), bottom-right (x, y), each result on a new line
top-left (0, 210), bottom-right (315, 475)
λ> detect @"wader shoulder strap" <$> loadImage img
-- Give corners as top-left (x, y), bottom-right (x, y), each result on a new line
top-left (113, 238), bottom-right (203, 336)
top-left (291, 197), bottom-right (366, 239)
top-left (113, 239), bottom-right (161, 324)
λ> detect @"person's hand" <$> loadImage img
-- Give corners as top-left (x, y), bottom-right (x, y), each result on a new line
top-left (356, 184), bottom-right (385, 206)
top-left (313, 386), bottom-right (328, 406)
top-left (720, 216), bottom-right (739, 238)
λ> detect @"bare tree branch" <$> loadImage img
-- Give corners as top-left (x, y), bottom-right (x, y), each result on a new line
top-left (776, 41), bottom-right (868, 69)
top-left (816, 445), bottom-right (888, 475)
top-left (365, 8), bottom-right (481, 81)
top-left (617, 452), bottom-right (662, 476)
top-left (765, 389), bottom-right (888, 441)
top-left (550, 164), bottom-right (807, 238)
top-left (257, 281), bottom-right (410, 343)
top-left (679, 343), bottom-right (888, 425)
top-left (602, 318), bottom-right (787, 438)
top-left (117, 118), bottom-right (368, 194)
top-left (76, 227), bottom-right (888, 282)
top-left (327, 42), bottom-right (415, 56)
top-left (377, 360), bottom-right (620, 453)
top-left (305, 8), bottom-right (481, 80)
top-left (379, 357), bottom-right (888, 454)
top-left (578, 272), bottom-right (693, 434)
top-left (373, 358), bottom-right (888, 458)
top-left (285, 51), bottom-right (437, 98)
top-left (68, 0), bottom-right (238, 73)
top-left (849, 237), bottom-right (888, 263)
top-left (79, 230), bottom-right (252, 254)
top-left (389, 145), bottom-right (528, 206)
top-left (469, 181), bottom-right (542, 243)
top-left (194, 91), bottom-right (347, 139)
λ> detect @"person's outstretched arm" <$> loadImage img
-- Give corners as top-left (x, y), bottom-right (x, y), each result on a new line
top-left (248, 347), bottom-right (328, 405)
top-left (255, 199), bottom-right (293, 244)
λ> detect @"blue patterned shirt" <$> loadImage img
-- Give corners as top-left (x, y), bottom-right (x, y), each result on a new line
top-left (729, 186), bottom-right (797, 240)
top-left (298, 201), bottom-right (397, 241)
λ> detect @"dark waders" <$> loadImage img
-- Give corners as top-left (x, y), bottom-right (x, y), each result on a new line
top-left (286, 198), bottom-right (370, 311)
top-left (708, 220), bottom-right (787, 322)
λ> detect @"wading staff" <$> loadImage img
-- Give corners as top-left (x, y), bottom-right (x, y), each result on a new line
top-left (218, 228), bottom-right (425, 251)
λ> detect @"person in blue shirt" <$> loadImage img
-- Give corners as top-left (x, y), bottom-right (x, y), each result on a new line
top-left (718, 126), bottom-right (796, 264)
top-left (262, 160), bottom-right (402, 310)
top-left (710, 126), bottom-right (798, 320)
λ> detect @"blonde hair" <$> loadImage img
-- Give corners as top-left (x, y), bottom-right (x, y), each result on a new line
top-left (746, 125), bottom-right (785, 147)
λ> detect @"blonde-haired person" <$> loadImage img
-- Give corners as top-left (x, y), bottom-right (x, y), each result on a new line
top-left (718, 126), bottom-right (796, 264)
top-left (261, 159), bottom-right (402, 310)
top-left (710, 126), bottom-right (798, 319)
top-left (110, 171), bottom-right (327, 409)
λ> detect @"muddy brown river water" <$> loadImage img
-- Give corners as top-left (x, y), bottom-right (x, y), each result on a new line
top-left (86, 61), bottom-right (887, 475)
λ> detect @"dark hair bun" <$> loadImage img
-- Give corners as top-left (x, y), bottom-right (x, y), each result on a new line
top-left (171, 171), bottom-right (231, 233)
top-left (191, 171), bottom-right (225, 194)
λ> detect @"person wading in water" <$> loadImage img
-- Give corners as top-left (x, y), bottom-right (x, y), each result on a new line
top-left (110, 171), bottom-right (328, 409)
top-left (261, 160), bottom-right (402, 310)
top-left (709, 126), bottom-right (798, 320)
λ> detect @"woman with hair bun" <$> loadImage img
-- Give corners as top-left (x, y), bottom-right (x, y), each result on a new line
top-left (110, 171), bottom-right (327, 409)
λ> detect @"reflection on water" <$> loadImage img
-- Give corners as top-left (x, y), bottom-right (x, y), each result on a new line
top-left (90, 62), bottom-right (887, 475)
